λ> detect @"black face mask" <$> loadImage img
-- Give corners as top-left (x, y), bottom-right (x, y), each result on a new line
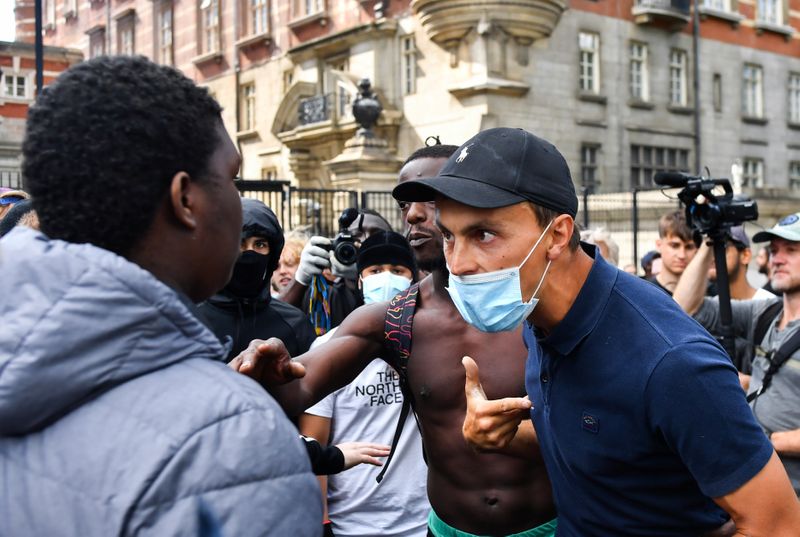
top-left (225, 250), bottom-right (271, 299)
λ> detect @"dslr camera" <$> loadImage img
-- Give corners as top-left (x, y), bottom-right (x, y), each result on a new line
top-left (330, 208), bottom-right (360, 266)
top-left (653, 171), bottom-right (758, 236)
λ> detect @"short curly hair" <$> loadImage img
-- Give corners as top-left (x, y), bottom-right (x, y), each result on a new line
top-left (23, 55), bottom-right (223, 255)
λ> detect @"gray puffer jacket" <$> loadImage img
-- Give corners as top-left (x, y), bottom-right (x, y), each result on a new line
top-left (0, 228), bottom-right (322, 536)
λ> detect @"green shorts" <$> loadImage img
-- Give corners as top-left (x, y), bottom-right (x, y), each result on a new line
top-left (427, 509), bottom-right (558, 537)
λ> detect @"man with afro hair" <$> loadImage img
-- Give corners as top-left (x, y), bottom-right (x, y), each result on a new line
top-left (0, 56), bottom-right (321, 536)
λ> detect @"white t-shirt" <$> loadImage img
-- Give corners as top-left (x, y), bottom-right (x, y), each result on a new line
top-left (752, 287), bottom-right (777, 300)
top-left (306, 329), bottom-right (429, 537)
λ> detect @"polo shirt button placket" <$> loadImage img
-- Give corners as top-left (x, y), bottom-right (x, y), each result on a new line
top-left (540, 370), bottom-right (552, 405)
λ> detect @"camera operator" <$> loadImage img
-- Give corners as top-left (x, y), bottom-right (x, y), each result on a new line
top-left (674, 213), bottom-right (800, 495)
top-left (278, 208), bottom-right (393, 332)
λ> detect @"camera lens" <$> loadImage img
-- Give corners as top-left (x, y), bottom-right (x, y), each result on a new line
top-left (335, 242), bottom-right (358, 265)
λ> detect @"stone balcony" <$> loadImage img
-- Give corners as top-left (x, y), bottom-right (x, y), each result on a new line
top-left (412, 0), bottom-right (566, 51)
top-left (632, 0), bottom-right (691, 31)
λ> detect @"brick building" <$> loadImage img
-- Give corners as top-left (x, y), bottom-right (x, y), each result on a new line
top-left (14, 0), bottom-right (800, 262)
top-left (0, 40), bottom-right (81, 189)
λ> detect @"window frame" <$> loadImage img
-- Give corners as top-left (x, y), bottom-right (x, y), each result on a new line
top-left (789, 161), bottom-right (800, 191)
top-left (789, 72), bottom-right (800, 124)
top-left (242, 83), bottom-right (257, 132)
top-left (580, 144), bottom-right (600, 190)
top-left (629, 41), bottom-right (649, 102)
top-left (742, 63), bottom-right (764, 118)
top-left (401, 35), bottom-right (417, 96)
top-left (742, 158), bottom-right (765, 188)
top-left (157, 1), bottom-right (174, 65)
top-left (578, 31), bottom-right (600, 95)
top-left (2, 72), bottom-right (31, 100)
top-left (757, 0), bottom-right (783, 25)
top-left (669, 49), bottom-right (688, 107)
top-left (630, 144), bottom-right (690, 188)
top-left (200, 0), bottom-right (221, 55)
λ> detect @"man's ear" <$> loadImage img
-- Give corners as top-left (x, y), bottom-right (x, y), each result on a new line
top-left (546, 214), bottom-right (574, 261)
top-left (168, 171), bottom-right (198, 231)
top-left (740, 248), bottom-right (752, 265)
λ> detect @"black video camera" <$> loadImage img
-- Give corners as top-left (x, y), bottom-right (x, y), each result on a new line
top-left (653, 171), bottom-right (758, 236)
top-left (331, 208), bottom-right (360, 266)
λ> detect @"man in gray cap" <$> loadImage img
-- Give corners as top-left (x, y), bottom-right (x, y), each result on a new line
top-left (676, 212), bottom-right (800, 498)
top-left (394, 128), bottom-right (800, 535)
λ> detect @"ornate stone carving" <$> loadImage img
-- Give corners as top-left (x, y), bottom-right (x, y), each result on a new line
top-left (412, 0), bottom-right (566, 63)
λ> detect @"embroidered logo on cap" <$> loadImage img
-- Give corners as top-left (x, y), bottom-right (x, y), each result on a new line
top-left (779, 214), bottom-right (799, 226)
top-left (456, 144), bottom-right (472, 163)
top-left (581, 412), bottom-right (599, 434)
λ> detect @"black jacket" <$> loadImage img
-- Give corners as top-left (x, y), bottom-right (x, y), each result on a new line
top-left (198, 198), bottom-right (316, 361)
top-left (199, 292), bottom-right (316, 361)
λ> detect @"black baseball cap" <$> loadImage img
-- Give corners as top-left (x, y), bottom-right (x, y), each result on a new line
top-left (392, 128), bottom-right (578, 217)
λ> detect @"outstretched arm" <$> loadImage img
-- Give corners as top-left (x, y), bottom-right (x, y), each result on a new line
top-left (461, 356), bottom-right (537, 459)
top-left (673, 241), bottom-right (712, 316)
top-left (230, 301), bottom-right (387, 416)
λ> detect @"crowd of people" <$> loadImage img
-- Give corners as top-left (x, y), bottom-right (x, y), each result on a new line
top-left (2, 55), bottom-right (800, 537)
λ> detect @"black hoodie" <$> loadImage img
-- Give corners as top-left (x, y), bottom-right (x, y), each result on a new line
top-left (198, 198), bottom-right (316, 361)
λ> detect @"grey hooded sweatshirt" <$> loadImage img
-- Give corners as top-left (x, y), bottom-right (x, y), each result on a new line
top-left (0, 228), bottom-right (322, 536)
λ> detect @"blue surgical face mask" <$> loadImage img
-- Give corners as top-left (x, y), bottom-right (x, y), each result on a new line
top-left (446, 221), bottom-right (553, 332)
top-left (361, 271), bottom-right (412, 304)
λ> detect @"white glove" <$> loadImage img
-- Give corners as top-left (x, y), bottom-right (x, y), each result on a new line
top-left (330, 251), bottom-right (358, 280)
top-left (295, 236), bottom-right (332, 286)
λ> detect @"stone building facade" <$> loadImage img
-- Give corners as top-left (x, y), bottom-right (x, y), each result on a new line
top-left (12, 0), bottom-right (800, 262)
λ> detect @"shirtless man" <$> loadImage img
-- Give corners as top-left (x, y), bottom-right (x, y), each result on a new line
top-left (233, 144), bottom-right (556, 536)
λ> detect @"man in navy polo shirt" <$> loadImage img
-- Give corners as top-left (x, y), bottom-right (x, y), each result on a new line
top-left (393, 127), bottom-right (800, 536)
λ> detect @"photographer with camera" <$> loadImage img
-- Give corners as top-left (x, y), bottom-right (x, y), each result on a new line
top-left (278, 208), bottom-right (393, 334)
top-left (675, 213), bottom-right (800, 496)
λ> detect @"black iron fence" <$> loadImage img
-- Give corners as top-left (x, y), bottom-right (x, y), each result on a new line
top-left (577, 186), bottom-right (681, 268)
top-left (237, 179), bottom-right (680, 269)
top-left (236, 179), bottom-right (396, 238)
top-left (1, 170), bottom-right (23, 190)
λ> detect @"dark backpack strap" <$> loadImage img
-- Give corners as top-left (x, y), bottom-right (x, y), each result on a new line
top-left (746, 301), bottom-right (800, 402)
top-left (753, 300), bottom-right (783, 346)
top-left (376, 283), bottom-right (419, 483)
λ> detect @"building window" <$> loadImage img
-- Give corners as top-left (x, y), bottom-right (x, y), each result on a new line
top-left (742, 158), bottom-right (764, 188)
top-left (242, 84), bottom-right (256, 131)
top-left (283, 70), bottom-right (294, 93)
top-left (65, 0), bottom-right (77, 17)
top-left (261, 167), bottom-right (277, 180)
top-left (401, 35), bottom-right (416, 96)
top-left (249, 0), bottom-right (268, 35)
top-left (157, 2), bottom-right (173, 65)
top-left (294, 0), bottom-right (323, 17)
top-left (757, 0), bottom-right (782, 25)
top-left (2, 73), bottom-right (29, 99)
top-left (712, 73), bottom-right (722, 113)
top-left (578, 32), bottom-right (600, 94)
top-left (789, 73), bottom-right (800, 124)
top-left (743, 64), bottom-right (764, 118)
top-left (703, 0), bottom-right (731, 10)
top-left (790, 161), bottom-right (800, 191)
top-left (669, 49), bottom-right (688, 106)
top-left (629, 42), bottom-right (648, 101)
top-left (117, 16), bottom-right (135, 55)
top-left (630, 144), bottom-right (689, 188)
top-left (200, 0), bottom-right (220, 54)
top-left (581, 144), bottom-right (600, 190)
top-left (89, 28), bottom-right (106, 58)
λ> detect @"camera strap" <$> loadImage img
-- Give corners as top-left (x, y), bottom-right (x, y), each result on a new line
top-left (746, 302), bottom-right (800, 402)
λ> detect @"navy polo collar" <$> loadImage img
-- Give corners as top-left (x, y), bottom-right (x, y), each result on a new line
top-left (534, 243), bottom-right (618, 356)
